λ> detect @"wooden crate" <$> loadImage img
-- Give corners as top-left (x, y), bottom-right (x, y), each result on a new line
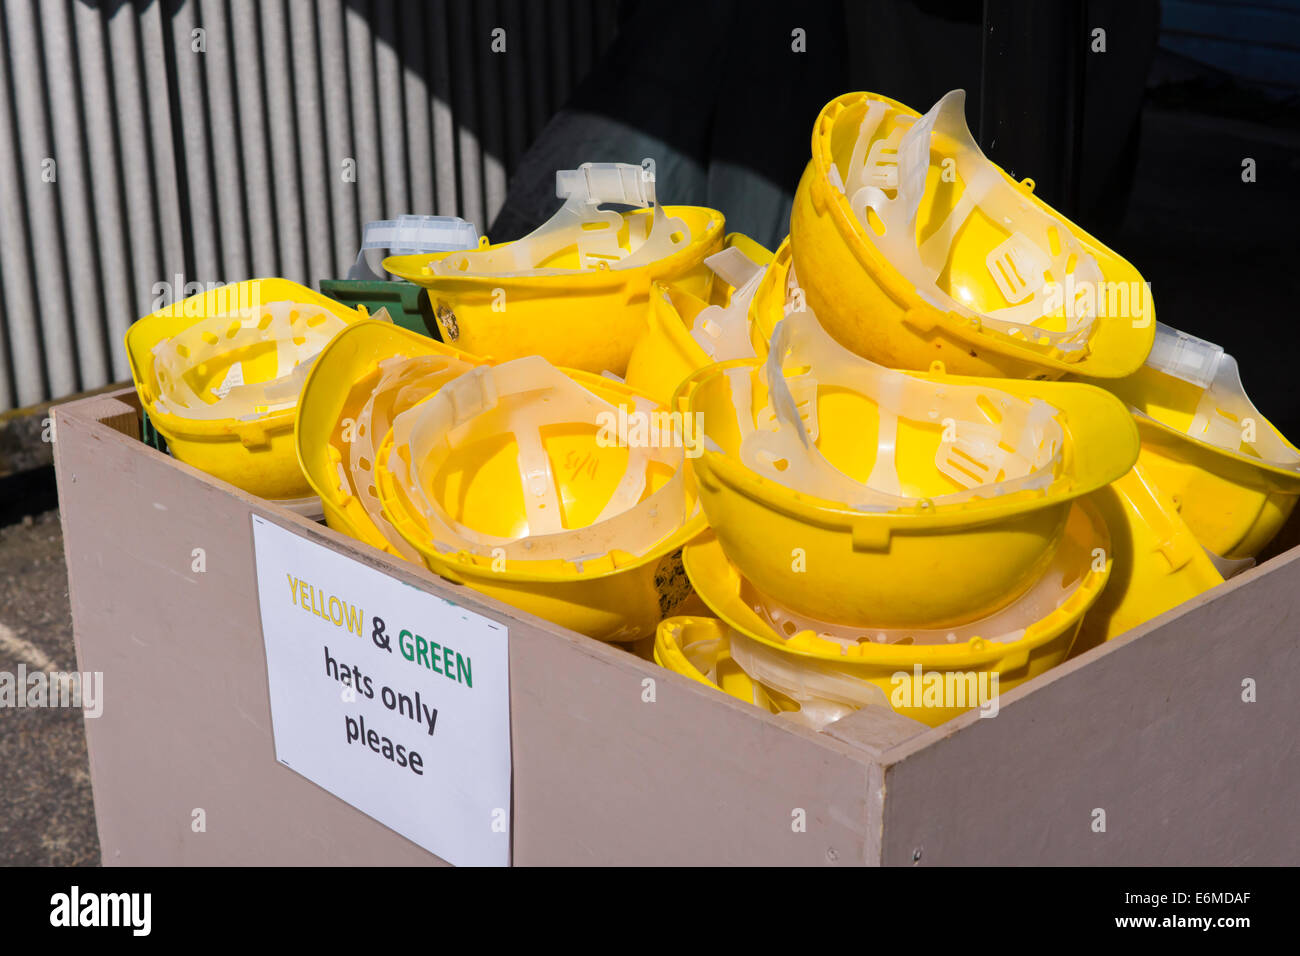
top-left (52, 388), bottom-right (1300, 865)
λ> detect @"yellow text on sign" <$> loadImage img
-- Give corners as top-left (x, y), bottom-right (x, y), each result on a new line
top-left (287, 573), bottom-right (365, 637)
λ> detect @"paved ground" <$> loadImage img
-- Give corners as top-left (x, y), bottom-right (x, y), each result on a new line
top-left (0, 510), bottom-right (99, 865)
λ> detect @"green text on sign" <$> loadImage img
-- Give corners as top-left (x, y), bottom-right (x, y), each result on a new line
top-left (398, 629), bottom-right (473, 688)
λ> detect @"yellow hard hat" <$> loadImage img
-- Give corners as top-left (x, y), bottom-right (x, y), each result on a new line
top-left (654, 616), bottom-right (799, 718)
top-left (1072, 459), bottom-right (1225, 654)
top-left (384, 161), bottom-right (725, 376)
top-left (790, 90), bottom-right (1155, 380)
top-left (680, 494), bottom-right (1110, 727)
top-left (295, 319), bottom-right (484, 557)
top-left (679, 309), bottom-right (1138, 629)
top-left (124, 278), bottom-right (365, 501)
top-left (624, 233), bottom-right (773, 405)
top-left (712, 232), bottom-right (775, 288)
top-left (372, 355), bottom-right (707, 642)
top-left (749, 236), bottom-right (797, 343)
top-left (1085, 322), bottom-right (1300, 560)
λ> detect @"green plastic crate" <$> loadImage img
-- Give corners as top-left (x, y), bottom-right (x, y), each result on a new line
top-left (318, 279), bottom-right (442, 341)
top-left (140, 409), bottom-right (171, 456)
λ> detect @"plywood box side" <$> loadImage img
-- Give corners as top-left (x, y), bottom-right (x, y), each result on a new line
top-left (877, 542), bottom-right (1300, 865)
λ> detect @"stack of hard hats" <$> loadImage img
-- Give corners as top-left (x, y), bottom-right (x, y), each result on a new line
top-left (771, 86), bottom-right (1300, 671)
top-left (672, 305), bottom-right (1133, 728)
top-left (117, 98), bottom-right (1299, 731)
top-left (384, 160), bottom-right (725, 377)
top-left (294, 164), bottom-right (734, 645)
top-left (125, 279), bottom-right (366, 503)
top-left (296, 318), bottom-right (706, 644)
top-left (647, 86), bottom-right (1297, 728)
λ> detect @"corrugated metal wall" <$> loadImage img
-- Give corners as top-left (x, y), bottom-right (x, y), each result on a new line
top-left (0, 0), bottom-right (617, 411)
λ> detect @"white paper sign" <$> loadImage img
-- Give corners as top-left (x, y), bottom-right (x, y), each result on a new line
top-left (251, 515), bottom-right (511, 866)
